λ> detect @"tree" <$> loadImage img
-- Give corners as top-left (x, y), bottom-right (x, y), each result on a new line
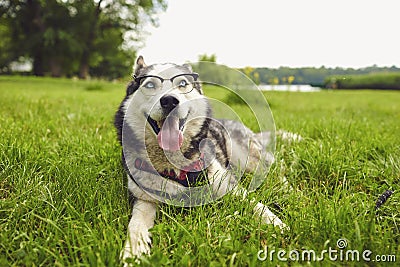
top-left (192, 54), bottom-right (245, 87)
top-left (0, 0), bottom-right (79, 76)
top-left (0, 18), bottom-right (13, 73)
top-left (0, 0), bottom-right (167, 78)
top-left (70, 0), bottom-right (168, 78)
top-left (198, 53), bottom-right (216, 63)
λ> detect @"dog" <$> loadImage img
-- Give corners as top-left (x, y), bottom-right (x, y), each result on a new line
top-left (114, 56), bottom-right (288, 264)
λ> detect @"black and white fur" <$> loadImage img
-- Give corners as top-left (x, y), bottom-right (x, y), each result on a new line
top-left (115, 57), bottom-right (288, 264)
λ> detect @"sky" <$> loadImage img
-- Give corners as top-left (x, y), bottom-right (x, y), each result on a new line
top-left (138, 0), bottom-right (400, 68)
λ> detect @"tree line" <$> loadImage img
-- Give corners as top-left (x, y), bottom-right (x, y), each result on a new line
top-left (241, 65), bottom-right (400, 86)
top-left (0, 0), bottom-right (167, 79)
top-left (325, 72), bottom-right (400, 90)
top-left (195, 54), bottom-right (400, 89)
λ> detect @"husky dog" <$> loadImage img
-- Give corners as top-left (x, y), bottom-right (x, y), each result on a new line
top-left (115, 56), bottom-right (287, 263)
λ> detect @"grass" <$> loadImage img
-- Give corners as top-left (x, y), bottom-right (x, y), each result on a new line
top-left (0, 76), bottom-right (399, 266)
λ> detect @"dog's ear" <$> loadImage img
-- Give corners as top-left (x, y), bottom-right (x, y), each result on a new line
top-left (182, 63), bottom-right (193, 73)
top-left (134, 56), bottom-right (146, 77)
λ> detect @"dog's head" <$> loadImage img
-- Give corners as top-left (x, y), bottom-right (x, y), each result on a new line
top-left (123, 56), bottom-right (210, 153)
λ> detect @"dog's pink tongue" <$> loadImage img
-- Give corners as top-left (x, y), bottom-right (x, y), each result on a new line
top-left (157, 117), bottom-right (183, 151)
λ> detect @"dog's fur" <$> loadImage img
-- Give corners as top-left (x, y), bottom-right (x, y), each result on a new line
top-left (115, 57), bottom-right (287, 264)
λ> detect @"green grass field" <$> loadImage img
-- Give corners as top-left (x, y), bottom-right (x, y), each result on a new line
top-left (0, 76), bottom-right (399, 266)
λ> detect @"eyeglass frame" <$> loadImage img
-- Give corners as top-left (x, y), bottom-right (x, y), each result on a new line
top-left (134, 73), bottom-right (199, 87)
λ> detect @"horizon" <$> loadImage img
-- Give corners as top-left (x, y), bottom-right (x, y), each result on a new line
top-left (9, 59), bottom-right (399, 74)
top-left (233, 64), bottom-right (400, 70)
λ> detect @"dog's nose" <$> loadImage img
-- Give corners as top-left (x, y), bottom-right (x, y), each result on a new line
top-left (160, 95), bottom-right (179, 113)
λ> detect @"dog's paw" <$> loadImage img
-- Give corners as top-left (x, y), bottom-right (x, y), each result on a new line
top-left (254, 202), bottom-right (290, 232)
top-left (120, 227), bottom-right (152, 265)
top-left (264, 215), bottom-right (290, 232)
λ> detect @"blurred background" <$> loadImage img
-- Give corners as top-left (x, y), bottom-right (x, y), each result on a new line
top-left (1, 0), bottom-right (400, 89)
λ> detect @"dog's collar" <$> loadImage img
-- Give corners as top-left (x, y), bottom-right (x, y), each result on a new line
top-left (133, 154), bottom-right (206, 187)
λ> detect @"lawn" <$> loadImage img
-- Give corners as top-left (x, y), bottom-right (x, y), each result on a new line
top-left (0, 76), bottom-right (399, 266)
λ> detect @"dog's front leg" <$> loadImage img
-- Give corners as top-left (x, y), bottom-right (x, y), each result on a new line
top-left (121, 199), bottom-right (157, 264)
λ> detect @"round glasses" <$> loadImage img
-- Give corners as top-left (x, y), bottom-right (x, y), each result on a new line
top-left (134, 73), bottom-right (199, 95)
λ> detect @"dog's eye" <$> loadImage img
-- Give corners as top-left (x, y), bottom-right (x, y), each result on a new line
top-left (144, 81), bottom-right (155, 89)
top-left (178, 80), bottom-right (188, 87)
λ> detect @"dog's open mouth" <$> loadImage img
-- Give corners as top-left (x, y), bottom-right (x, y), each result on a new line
top-left (145, 113), bottom-right (188, 152)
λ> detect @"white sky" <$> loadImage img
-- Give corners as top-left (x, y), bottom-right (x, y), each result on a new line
top-left (139, 0), bottom-right (400, 68)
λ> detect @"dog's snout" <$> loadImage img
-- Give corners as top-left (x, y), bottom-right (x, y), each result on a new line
top-left (160, 95), bottom-right (179, 113)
